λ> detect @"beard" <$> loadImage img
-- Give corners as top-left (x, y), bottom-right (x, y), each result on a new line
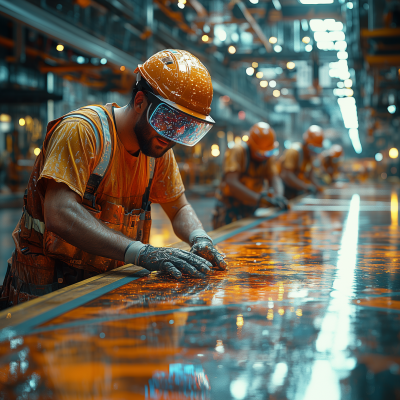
top-left (134, 109), bottom-right (175, 158)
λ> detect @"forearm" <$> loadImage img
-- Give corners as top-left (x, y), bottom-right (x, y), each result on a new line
top-left (227, 180), bottom-right (260, 206)
top-left (271, 175), bottom-right (284, 197)
top-left (45, 199), bottom-right (131, 261)
top-left (281, 169), bottom-right (309, 191)
top-left (171, 204), bottom-right (203, 243)
top-left (309, 171), bottom-right (320, 188)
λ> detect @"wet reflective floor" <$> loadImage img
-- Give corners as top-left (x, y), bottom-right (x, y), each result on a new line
top-left (0, 183), bottom-right (400, 399)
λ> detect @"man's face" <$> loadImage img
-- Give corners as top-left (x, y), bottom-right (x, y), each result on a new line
top-left (134, 106), bottom-right (176, 158)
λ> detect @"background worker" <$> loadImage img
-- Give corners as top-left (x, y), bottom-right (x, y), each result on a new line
top-left (0, 49), bottom-right (227, 308)
top-left (213, 122), bottom-right (288, 229)
top-left (279, 125), bottom-right (325, 199)
top-left (320, 144), bottom-right (344, 184)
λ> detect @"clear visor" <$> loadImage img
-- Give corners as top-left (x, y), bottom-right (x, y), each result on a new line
top-left (308, 144), bottom-right (323, 154)
top-left (255, 148), bottom-right (279, 158)
top-left (147, 103), bottom-right (213, 146)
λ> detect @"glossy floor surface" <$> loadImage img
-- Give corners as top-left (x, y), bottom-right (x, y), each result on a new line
top-left (0, 184), bottom-right (400, 399)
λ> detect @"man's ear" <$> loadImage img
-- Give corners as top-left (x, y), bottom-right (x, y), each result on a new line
top-left (134, 91), bottom-right (148, 113)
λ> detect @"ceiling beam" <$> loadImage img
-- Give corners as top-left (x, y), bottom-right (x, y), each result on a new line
top-left (0, 0), bottom-right (142, 69)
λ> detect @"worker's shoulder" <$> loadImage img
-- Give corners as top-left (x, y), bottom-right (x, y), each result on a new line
top-left (227, 143), bottom-right (246, 156)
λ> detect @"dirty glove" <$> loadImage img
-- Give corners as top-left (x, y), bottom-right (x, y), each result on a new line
top-left (306, 184), bottom-right (318, 195)
top-left (271, 195), bottom-right (289, 210)
top-left (258, 194), bottom-right (285, 209)
top-left (189, 229), bottom-right (227, 271)
top-left (125, 241), bottom-right (212, 280)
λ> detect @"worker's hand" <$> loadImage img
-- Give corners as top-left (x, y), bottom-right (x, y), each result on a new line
top-left (190, 237), bottom-right (227, 271)
top-left (271, 195), bottom-right (289, 210)
top-left (137, 245), bottom-right (212, 280)
top-left (306, 184), bottom-right (318, 195)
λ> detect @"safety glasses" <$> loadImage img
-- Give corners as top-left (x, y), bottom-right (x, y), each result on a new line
top-left (308, 144), bottom-right (323, 154)
top-left (254, 148), bottom-right (279, 159)
top-left (145, 91), bottom-right (214, 146)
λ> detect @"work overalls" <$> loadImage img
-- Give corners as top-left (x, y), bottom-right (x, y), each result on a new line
top-left (213, 142), bottom-right (267, 229)
top-left (0, 105), bottom-right (154, 308)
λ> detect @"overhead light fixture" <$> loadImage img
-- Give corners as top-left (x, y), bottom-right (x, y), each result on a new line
top-left (269, 80), bottom-right (277, 88)
top-left (344, 79), bottom-right (353, 87)
top-left (256, 71), bottom-right (264, 79)
top-left (349, 128), bottom-right (362, 154)
top-left (281, 88), bottom-right (289, 95)
top-left (269, 37), bottom-right (278, 44)
top-left (302, 36), bottom-right (310, 44)
top-left (375, 153), bottom-right (383, 162)
top-left (300, 0), bottom-right (333, 4)
top-left (202, 35), bottom-right (209, 42)
top-left (19, 118), bottom-right (26, 126)
top-left (249, 0), bottom-right (259, 3)
top-left (337, 51), bottom-right (349, 60)
top-left (246, 67), bottom-right (255, 76)
top-left (177, 2), bottom-right (185, 9)
top-left (305, 44), bottom-right (313, 52)
top-left (274, 45), bottom-right (282, 53)
top-left (216, 28), bottom-right (227, 41)
top-left (347, 2), bottom-right (354, 9)
top-left (242, 135), bottom-right (249, 142)
top-left (260, 80), bottom-right (268, 88)
top-left (100, 58), bottom-right (107, 65)
top-left (77, 56), bottom-right (85, 64)
top-left (272, 0), bottom-right (282, 10)
top-left (388, 105), bottom-right (397, 114)
top-left (252, 62), bottom-right (258, 68)
top-left (56, 44), bottom-right (64, 52)
top-left (34, 148), bottom-right (41, 156)
top-left (120, 66), bottom-right (126, 72)
top-left (273, 90), bottom-right (281, 97)
top-left (287, 61), bottom-right (295, 69)
top-left (389, 148), bottom-right (399, 159)
top-left (334, 41), bottom-right (347, 51)
top-left (228, 46), bottom-right (236, 54)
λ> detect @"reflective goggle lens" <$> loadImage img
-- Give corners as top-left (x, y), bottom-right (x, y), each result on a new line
top-left (148, 103), bottom-right (213, 146)
top-left (255, 148), bottom-right (279, 158)
top-left (308, 145), bottom-right (323, 153)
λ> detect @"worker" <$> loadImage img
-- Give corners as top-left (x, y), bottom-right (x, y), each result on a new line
top-left (279, 125), bottom-right (325, 199)
top-left (0, 49), bottom-right (227, 308)
top-left (320, 144), bottom-right (344, 184)
top-left (213, 122), bottom-right (288, 229)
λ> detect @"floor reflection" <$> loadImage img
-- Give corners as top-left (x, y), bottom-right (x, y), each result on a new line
top-left (1, 184), bottom-right (400, 399)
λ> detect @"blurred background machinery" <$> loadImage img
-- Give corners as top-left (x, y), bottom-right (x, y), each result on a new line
top-left (0, 0), bottom-right (399, 193)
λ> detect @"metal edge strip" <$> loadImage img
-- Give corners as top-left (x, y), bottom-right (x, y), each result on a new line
top-left (0, 270), bottom-right (149, 341)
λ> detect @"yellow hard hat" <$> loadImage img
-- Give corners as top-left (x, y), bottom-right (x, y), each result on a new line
top-left (303, 125), bottom-right (324, 147)
top-left (248, 122), bottom-right (278, 153)
top-left (134, 49), bottom-right (214, 123)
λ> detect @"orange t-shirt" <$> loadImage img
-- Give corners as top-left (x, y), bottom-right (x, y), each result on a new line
top-left (221, 143), bottom-right (277, 196)
top-left (39, 105), bottom-right (184, 211)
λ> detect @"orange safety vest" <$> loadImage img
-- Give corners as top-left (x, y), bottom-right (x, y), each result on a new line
top-left (1, 105), bottom-right (154, 307)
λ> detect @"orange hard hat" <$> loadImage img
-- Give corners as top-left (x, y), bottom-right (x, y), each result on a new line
top-left (248, 122), bottom-right (278, 153)
top-left (303, 125), bottom-right (324, 147)
top-left (134, 49), bottom-right (214, 123)
top-left (329, 144), bottom-right (343, 158)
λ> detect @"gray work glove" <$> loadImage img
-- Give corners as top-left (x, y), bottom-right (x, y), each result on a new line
top-left (189, 229), bottom-right (227, 271)
top-left (137, 245), bottom-right (213, 280)
top-left (306, 184), bottom-right (318, 195)
top-left (258, 194), bottom-right (287, 210)
top-left (271, 195), bottom-right (289, 210)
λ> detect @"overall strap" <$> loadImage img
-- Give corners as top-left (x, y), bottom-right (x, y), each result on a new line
top-left (297, 146), bottom-right (304, 172)
top-left (140, 157), bottom-right (156, 219)
top-left (241, 142), bottom-right (251, 172)
top-left (65, 106), bottom-right (113, 208)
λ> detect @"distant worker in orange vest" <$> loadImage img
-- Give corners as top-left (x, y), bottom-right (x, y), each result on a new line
top-left (213, 122), bottom-right (288, 229)
top-left (279, 125), bottom-right (325, 199)
top-left (320, 144), bottom-right (344, 184)
top-left (0, 49), bottom-right (227, 308)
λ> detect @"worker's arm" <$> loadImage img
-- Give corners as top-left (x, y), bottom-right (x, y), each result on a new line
top-left (309, 169), bottom-right (324, 192)
top-left (44, 180), bottom-right (212, 279)
top-left (161, 193), bottom-right (227, 270)
top-left (271, 174), bottom-right (284, 197)
top-left (281, 168), bottom-right (314, 192)
top-left (225, 171), bottom-right (259, 206)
